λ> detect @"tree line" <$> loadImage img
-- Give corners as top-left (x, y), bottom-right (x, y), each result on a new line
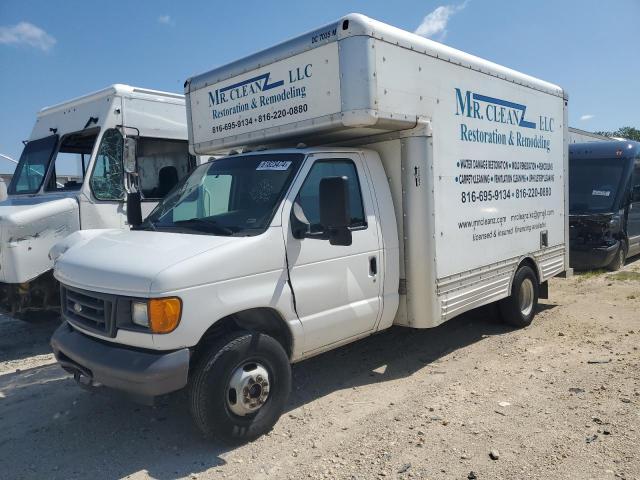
top-left (593, 126), bottom-right (640, 142)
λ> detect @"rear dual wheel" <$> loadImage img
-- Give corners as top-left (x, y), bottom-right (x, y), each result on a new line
top-left (499, 265), bottom-right (539, 327)
top-left (189, 331), bottom-right (291, 444)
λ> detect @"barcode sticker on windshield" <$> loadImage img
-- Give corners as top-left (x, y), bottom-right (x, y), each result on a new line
top-left (256, 161), bottom-right (292, 171)
top-left (592, 190), bottom-right (611, 197)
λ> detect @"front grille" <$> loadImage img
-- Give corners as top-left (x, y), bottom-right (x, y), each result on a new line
top-left (61, 285), bottom-right (117, 337)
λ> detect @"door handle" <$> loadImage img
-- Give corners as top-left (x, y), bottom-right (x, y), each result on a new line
top-left (369, 256), bottom-right (377, 276)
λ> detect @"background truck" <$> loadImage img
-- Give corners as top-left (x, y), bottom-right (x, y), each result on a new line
top-left (50, 14), bottom-right (569, 443)
top-left (0, 84), bottom-right (198, 318)
top-left (569, 141), bottom-right (640, 270)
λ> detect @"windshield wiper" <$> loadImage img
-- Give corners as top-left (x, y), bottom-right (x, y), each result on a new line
top-left (172, 218), bottom-right (234, 236)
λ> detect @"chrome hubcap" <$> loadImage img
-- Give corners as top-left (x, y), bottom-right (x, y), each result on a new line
top-left (518, 278), bottom-right (534, 317)
top-left (227, 362), bottom-right (270, 416)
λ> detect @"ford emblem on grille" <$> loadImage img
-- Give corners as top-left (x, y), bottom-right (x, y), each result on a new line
top-left (73, 303), bottom-right (83, 313)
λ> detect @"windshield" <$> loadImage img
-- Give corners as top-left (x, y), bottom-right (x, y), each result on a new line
top-left (9, 135), bottom-right (58, 194)
top-left (9, 128), bottom-right (100, 195)
top-left (569, 158), bottom-right (628, 213)
top-left (143, 153), bottom-right (303, 236)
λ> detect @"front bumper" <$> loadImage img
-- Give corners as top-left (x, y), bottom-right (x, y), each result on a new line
top-left (51, 322), bottom-right (190, 397)
top-left (569, 241), bottom-right (619, 270)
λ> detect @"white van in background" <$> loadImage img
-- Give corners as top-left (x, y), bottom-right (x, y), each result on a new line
top-left (0, 178), bottom-right (7, 202)
top-left (50, 14), bottom-right (569, 443)
top-left (0, 84), bottom-right (198, 318)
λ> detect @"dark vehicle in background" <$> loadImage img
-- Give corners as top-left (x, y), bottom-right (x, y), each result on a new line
top-left (569, 141), bottom-right (640, 270)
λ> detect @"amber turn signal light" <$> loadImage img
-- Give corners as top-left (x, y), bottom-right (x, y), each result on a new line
top-left (148, 297), bottom-right (182, 334)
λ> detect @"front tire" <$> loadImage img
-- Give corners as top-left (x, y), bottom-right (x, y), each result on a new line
top-left (189, 331), bottom-right (291, 444)
top-left (499, 265), bottom-right (539, 327)
top-left (607, 242), bottom-right (626, 271)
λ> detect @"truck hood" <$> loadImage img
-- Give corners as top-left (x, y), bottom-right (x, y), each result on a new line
top-left (0, 193), bottom-right (77, 220)
top-left (0, 194), bottom-right (80, 283)
top-left (53, 228), bottom-right (284, 296)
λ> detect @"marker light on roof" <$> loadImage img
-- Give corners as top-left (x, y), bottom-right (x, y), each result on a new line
top-left (616, 150), bottom-right (623, 156)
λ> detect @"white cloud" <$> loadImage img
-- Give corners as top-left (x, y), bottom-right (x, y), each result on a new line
top-left (0, 22), bottom-right (56, 51)
top-left (414, 1), bottom-right (468, 40)
top-left (158, 15), bottom-right (174, 26)
top-left (580, 114), bottom-right (595, 121)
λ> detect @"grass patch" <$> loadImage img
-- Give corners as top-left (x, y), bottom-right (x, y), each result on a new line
top-left (575, 269), bottom-right (607, 281)
top-left (607, 271), bottom-right (640, 282)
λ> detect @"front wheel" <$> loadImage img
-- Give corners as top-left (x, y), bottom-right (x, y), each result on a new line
top-left (499, 265), bottom-right (539, 327)
top-left (189, 331), bottom-right (291, 444)
top-left (607, 243), bottom-right (626, 271)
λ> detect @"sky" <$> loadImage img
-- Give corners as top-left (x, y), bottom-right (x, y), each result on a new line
top-left (1, 0), bottom-right (639, 172)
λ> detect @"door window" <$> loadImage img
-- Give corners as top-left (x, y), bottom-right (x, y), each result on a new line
top-left (136, 138), bottom-right (193, 200)
top-left (46, 128), bottom-right (99, 191)
top-left (295, 159), bottom-right (366, 233)
top-left (90, 129), bottom-right (124, 201)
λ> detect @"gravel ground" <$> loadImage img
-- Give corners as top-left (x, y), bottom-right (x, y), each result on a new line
top-left (1, 258), bottom-right (639, 480)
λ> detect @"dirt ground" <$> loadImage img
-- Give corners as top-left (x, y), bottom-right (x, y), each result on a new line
top-left (1, 259), bottom-right (639, 480)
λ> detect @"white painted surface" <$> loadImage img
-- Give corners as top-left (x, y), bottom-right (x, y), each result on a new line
top-left (0, 195), bottom-right (79, 283)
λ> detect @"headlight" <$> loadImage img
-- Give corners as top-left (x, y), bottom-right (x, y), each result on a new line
top-left (608, 215), bottom-right (622, 230)
top-left (132, 301), bottom-right (149, 327)
top-left (148, 297), bottom-right (182, 334)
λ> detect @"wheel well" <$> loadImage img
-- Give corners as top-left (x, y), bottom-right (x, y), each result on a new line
top-left (517, 257), bottom-right (540, 283)
top-left (193, 308), bottom-right (293, 361)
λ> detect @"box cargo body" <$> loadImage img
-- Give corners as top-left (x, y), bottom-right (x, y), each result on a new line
top-left (186, 13), bottom-right (568, 328)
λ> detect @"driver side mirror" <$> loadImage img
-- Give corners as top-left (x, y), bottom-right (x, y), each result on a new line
top-left (319, 176), bottom-right (352, 246)
top-left (123, 137), bottom-right (137, 174)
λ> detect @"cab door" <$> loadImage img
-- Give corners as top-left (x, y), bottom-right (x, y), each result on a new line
top-left (80, 128), bottom-right (127, 229)
top-left (627, 159), bottom-right (640, 255)
top-left (283, 153), bottom-right (383, 354)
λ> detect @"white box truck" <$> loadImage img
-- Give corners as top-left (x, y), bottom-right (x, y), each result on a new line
top-left (0, 85), bottom-right (199, 318)
top-left (50, 14), bottom-right (569, 443)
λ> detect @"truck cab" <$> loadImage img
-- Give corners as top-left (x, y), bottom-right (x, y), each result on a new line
top-left (0, 84), bottom-right (197, 317)
top-left (569, 141), bottom-right (640, 270)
